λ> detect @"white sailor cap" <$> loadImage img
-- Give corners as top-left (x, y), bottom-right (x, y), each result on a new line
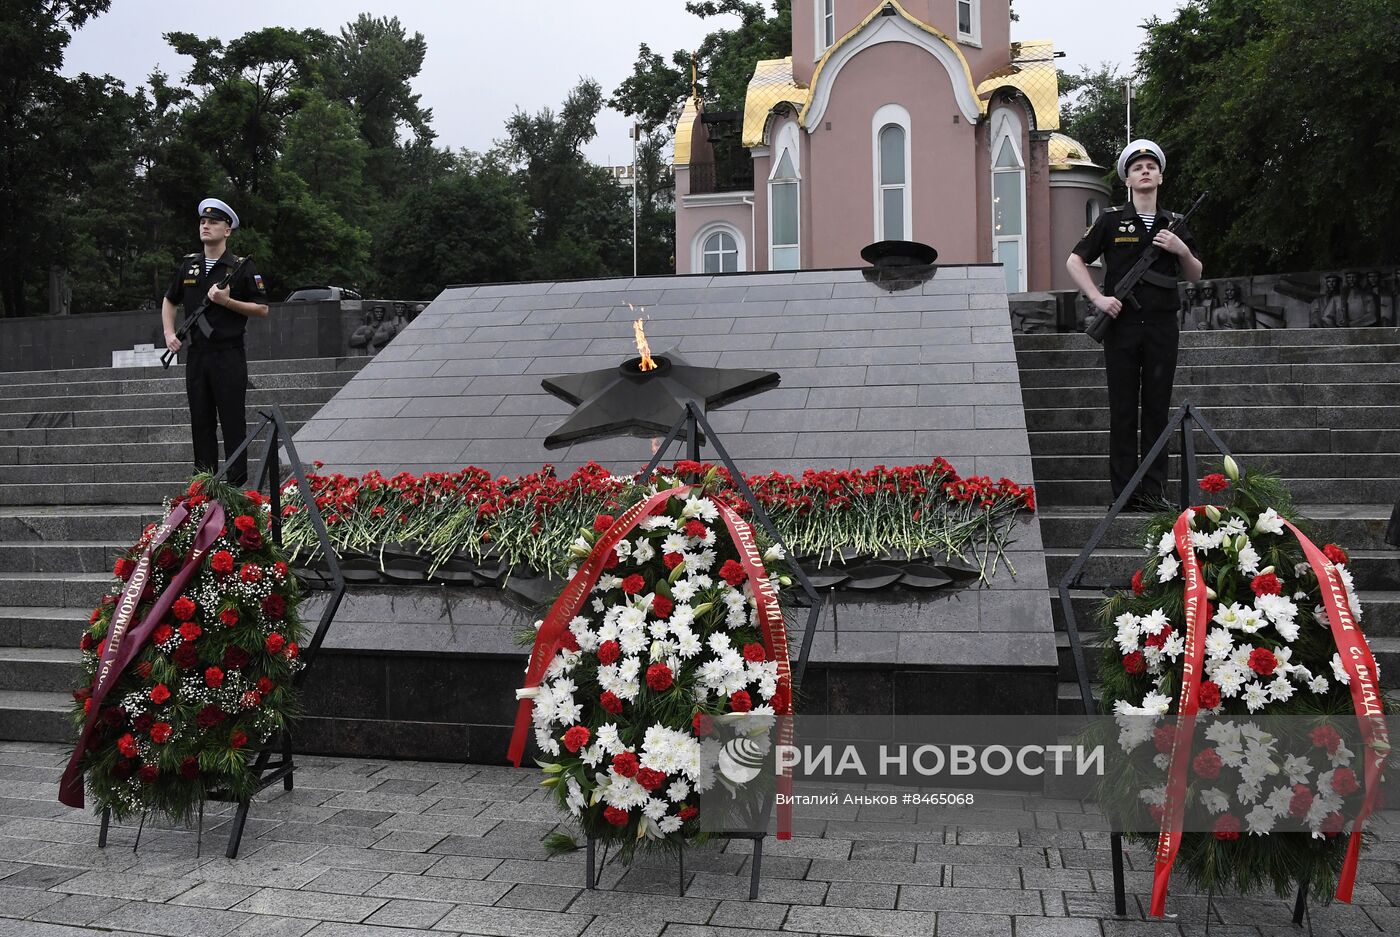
top-left (197, 197), bottom-right (239, 229)
top-left (1117, 139), bottom-right (1165, 180)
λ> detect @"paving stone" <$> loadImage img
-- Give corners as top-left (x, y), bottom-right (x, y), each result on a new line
top-left (708, 898), bottom-right (790, 929)
top-left (781, 905), bottom-right (940, 936)
top-left (26, 893), bottom-right (128, 927)
top-left (823, 881), bottom-right (898, 909)
top-left (1015, 918), bottom-right (1105, 936)
top-left (322, 810), bottom-right (394, 829)
top-left (369, 831), bottom-right (444, 852)
top-left (306, 845), bottom-right (437, 874)
top-left (493, 882), bottom-right (581, 911)
top-left (421, 855), bottom-right (503, 880)
top-left (897, 884), bottom-right (1044, 914)
top-left (361, 897), bottom-right (452, 929)
top-left (232, 887), bottom-right (387, 923)
top-left (0, 863), bottom-right (84, 889)
top-left (0, 883), bottom-right (65, 917)
top-left (847, 841), bottom-right (915, 862)
top-left (90, 900), bottom-right (251, 937)
top-left (366, 871), bottom-right (511, 905)
top-left (59, 869), bottom-right (201, 902)
top-left (170, 879), bottom-right (261, 909)
top-left (298, 925), bottom-right (450, 937)
top-left (806, 858), bottom-right (943, 885)
top-left (432, 905), bottom-right (592, 937)
top-left (576, 917), bottom-right (668, 937)
top-left (933, 912), bottom-right (1019, 936)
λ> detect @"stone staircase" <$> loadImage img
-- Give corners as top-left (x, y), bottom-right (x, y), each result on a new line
top-left (0, 357), bottom-right (367, 740)
top-left (1013, 327), bottom-right (1400, 714)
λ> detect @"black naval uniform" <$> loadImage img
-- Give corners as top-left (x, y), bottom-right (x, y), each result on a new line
top-left (1072, 206), bottom-right (1199, 503)
top-left (164, 251), bottom-right (267, 486)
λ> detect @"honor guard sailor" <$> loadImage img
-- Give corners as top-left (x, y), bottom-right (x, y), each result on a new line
top-left (160, 198), bottom-right (269, 486)
top-left (1065, 140), bottom-right (1204, 508)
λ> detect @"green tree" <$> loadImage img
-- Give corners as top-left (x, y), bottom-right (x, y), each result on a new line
top-left (1135, 0), bottom-right (1400, 274)
top-left (1058, 64), bottom-right (1128, 195)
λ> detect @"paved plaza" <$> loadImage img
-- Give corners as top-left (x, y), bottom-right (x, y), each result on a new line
top-left (0, 742), bottom-right (1397, 936)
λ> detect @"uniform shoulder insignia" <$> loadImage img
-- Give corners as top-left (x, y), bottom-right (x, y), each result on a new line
top-left (184, 253), bottom-right (200, 261)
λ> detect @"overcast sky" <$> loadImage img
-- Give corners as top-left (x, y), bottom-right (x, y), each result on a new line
top-left (62, 1), bottom-right (1185, 166)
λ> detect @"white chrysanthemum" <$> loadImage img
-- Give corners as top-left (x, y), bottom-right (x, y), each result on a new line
top-left (534, 728), bottom-right (560, 757)
top-left (1237, 543), bottom-right (1261, 576)
top-left (1157, 555), bottom-right (1180, 583)
top-left (619, 628), bottom-right (648, 657)
top-left (1114, 613), bottom-right (1141, 654)
top-left (569, 617), bottom-right (599, 653)
top-left (1246, 804), bottom-right (1276, 835)
top-left (591, 597), bottom-right (606, 613)
top-left (1140, 691), bottom-right (1172, 715)
top-left (565, 777), bottom-right (586, 816)
top-left (708, 632), bottom-right (733, 654)
top-left (1220, 516), bottom-right (1248, 537)
top-left (666, 778), bottom-right (691, 802)
top-left (684, 550), bottom-right (717, 574)
top-left (1152, 753), bottom-right (1171, 771)
top-left (581, 744), bottom-right (604, 768)
top-left (1216, 738), bottom-right (1244, 768)
top-left (1200, 788), bottom-right (1230, 814)
top-left (1157, 531), bottom-right (1176, 557)
top-left (690, 574), bottom-right (714, 590)
top-left (658, 816), bottom-right (683, 834)
top-left (1236, 781), bottom-right (1262, 805)
top-left (673, 627), bottom-right (702, 659)
top-left (1267, 676), bottom-right (1294, 703)
top-left (554, 697), bottom-right (582, 726)
top-left (1211, 664), bottom-right (1247, 699)
top-left (681, 496), bottom-right (720, 522)
top-left (1162, 633), bottom-right (1185, 660)
top-left (1118, 719), bottom-right (1154, 752)
top-left (1191, 529), bottom-right (1225, 553)
top-left (1205, 629), bottom-right (1234, 661)
top-left (1139, 785), bottom-right (1168, 807)
top-left (1331, 654), bottom-right (1351, 685)
top-left (700, 528), bottom-right (717, 547)
top-left (1242, 682), bottom-right (1270, 712)
top-left (596, 723), bottom-right (623, 754)
top-left (643, 798), bottom-right (669, 821)
top-left (600, 773), bottom-right (650, 810)
top-left (1308, 675), bottom-right (1330, 694)
top-left (642, 725), bottom-right (704, 780)
top-left (1253, 507), bottom-right (1286, 536)
top-left (671, 580), bottom-right (698, 602)
top-left (662, 533), bottom-right (689, 556)
top-left (641, 515), bottom-right (676, 531)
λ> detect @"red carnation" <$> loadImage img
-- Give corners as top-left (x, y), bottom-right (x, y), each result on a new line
top-left (742, 642), bottom-right (766, 663)
top-left (197, 704), bottom-right (226, 729)
top-left (1143, 627), bottom-right (1170, 650)
top-left (719, 560), bottom-right (746, 586)
top-left (257, 677), bottom-right (274, 694)
top-left (1192, 747), bottom-right (1223, 780)
top-left (1331, 767), bottom-right (1360, 797)
top-left (72, 686), bottom-right (91, 703)
top-left (1323, 543), bottom-right (1349, 567)
top-left (600, 691), bottom-right (623, 715)
top-left (559, 629), bottom-right (580, 652)
top-left (562, 725), bottom-right (590, 753)
top-left (101, 705), bottom-right (124, 727)
top-left (1250, 573), bottom-right (1282, 597)
top-left (1288, 784), bottom-right (1314, 819)
top-left (155, 549), bottom-right (176, 570)
top-left (173, 642), bottom-right (198, 668)
top-left (1131, 569), bottom-right (1145, 596)
top-left (772, 681), bottom-right (792, 715)
top-left (593, 514), bottom-right (615, 533)
top-left (234, 515), bottom-right (257, 533)
top-left (596, 641), bottom-right (621, 665)
top-left (240, 564), bottom-right (263, 584)
top-left (1212, 815), bottom-right (1241, 841)
top-left (178, 622), bottom-right (201, 642)
top-left (1153, 726), bottom-right (1176, 755)
top-left (273, 561), bottom-right (289, 579)
top-left (603, 549), bottom-right (620, 570)
top-left (149, 684), bottom-right (171, 705)
top-left (646, 663), bottom-right (674, 692)
top-left (211, 551), bottom-right (235, 576)
top-left (1310, 725), bottom-right (1342, 755)
top-left (684, 519), bottom-right (707, 539)
top-left (230, 730), bottom-right (248, 749)
top-left (138, 764), bottom-right (160, 783)
top-left (133, 713), bottom-right (154, 734)
top-left (1247, 647), bottom-right (1277, 676)
top-left (651, 595), bottom-right (674, 620)
top-left (603, 806), bottom-right (629, 827)
top-left (636, 768), bottom-right (666, 791)
top-left (621, 574), bottom-right (646, 595)
top-left (692, 712), bottom-right (714, 737)
top-left (261, 594), bottom-right (286, 620)
top-left (678, 805), bottom-right (699, 821)
top-left (1321, 812), bottom-right (1346, 836)
top-left (1199, 681), bottom-right (1222, 710)
top-left (1122, 651), bottom-right (1146, 674)
top-left (239, 530), bottom-right (264, 550)
top-left (1199, 473), bottom-right (1229, 493)
top-left (180, 757), bottom-right (200, 780)
top-left (150, 722), bottom-right (172, 744)
top-left (729, 690), bottom-right (752, 713)
top-left (204, 667), bottom-right (224, 688)
top-left (612, 751), bottom-right (639, 778)
top-left (114, 557), bottom-right (134, 580)
top-left (154, 623), bottom-right (174, 645)
top-left (219, 608), bottom-right (239, 627)
top-left (265, 633), bottom-right (286, 655)
top-left (285, 641), bottom-right (300, 661)
top-left (663, 552), bottom-right (684, 570)
top-left (117, 733), bottom-right (138, 757)
top-left (224, 646), bottom-right (250, 669)
top-left (172, 597), bottom-right (196, 620)
top-left (79, 632), bottom-right (94, 652)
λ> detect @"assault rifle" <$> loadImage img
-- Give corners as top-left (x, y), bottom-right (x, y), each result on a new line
top-left (160, 255), bottom-right (253, 369)
top-left (1085, 193), bottom-right (1207, 344)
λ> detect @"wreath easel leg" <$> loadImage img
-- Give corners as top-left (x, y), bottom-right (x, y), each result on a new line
top-left (98, 807), bottom-right (110, 848)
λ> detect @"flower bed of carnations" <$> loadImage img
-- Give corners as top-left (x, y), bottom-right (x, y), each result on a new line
top-left (512, 478), bottom-right (791, 853)
top-left (1094, 458), bottom-right (1391, 908)
top-left (278, 457), bottom-right (1035, 582)
top-left (61, 476), bottom-right (307, 822)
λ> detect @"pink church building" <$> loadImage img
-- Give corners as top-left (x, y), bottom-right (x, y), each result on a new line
top-left (673, 0), bottom-right (1109, 292)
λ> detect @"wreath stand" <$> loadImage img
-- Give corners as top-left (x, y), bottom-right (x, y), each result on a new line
top-left (1056, 401), bottom-right (1315, 930)
top-left (580, 399), bottom-right (826, 898)
top-left (97, 405), bottom-right (346, 859)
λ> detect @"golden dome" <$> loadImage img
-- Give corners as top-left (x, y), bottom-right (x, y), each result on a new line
top-left (1048, 132), bottom-right (1100, 170)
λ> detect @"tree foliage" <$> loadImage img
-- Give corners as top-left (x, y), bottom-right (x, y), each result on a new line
top-left (1057, 64), bottom-right (1128, 198)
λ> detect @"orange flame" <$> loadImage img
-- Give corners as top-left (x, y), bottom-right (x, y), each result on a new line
top-left (629, 304), bottom-right (657, 371)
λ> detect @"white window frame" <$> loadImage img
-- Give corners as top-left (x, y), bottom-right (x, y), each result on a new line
top-left (871, 103), bottom-right (913, 242)
top-left (956, 0), bottom-right (981, 47)
top-left (768, 123), bottom-right (801, 270)
top-left (815, 0), bottom-right (836, 59)
top-left (693, 223), bottom-right (746, 274)
top-left (990, 109), bottom-right (1027, 293)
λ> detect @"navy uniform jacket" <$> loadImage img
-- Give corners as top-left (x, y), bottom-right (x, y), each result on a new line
top-left (164, 251), bottom-right (267, 347)
top-left (1072, 206), bottom-right (1199, 314)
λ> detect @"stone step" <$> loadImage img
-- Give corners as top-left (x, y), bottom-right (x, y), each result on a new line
top-left (0, 572), bottom-right (111, 607)
top-left (0, 507), bottom-right (157, 543)
top-left (0, 461), bottom-right (204, 486)
top-left (1014, 326), bottom-right (1400, 352)
top-left (0, 690), bottom-right (70, 742)
top-left (0, 439), bottom-right (279, 468)
top-left (1034, 477), bottom-right (1397, 508)
top-left (1049, 587), bottom-right (1400, 638)
top-left (0, 420), bottom-right (288, 448)
top-left (1028, 427), bottom-right (1400, 457)
top-left (0, 356), bottom-right (369, 387)
top-left (0, 541), bottom-right (123, 574)
top-left (0, 386), bottom-right (342, 416)
top-left (0, 647), bottom-right (80, 692)
top-left (1046, 547), bottom-right (1400, 592)
top-left (1026, 405), bottom-right (1400, 432)
top-left (0, 370), bottom-right (358, 401)
top-left (0, 482), bottom-right (189, 507)
top-left (1022, 383), bottom-right (1396, 410)
top-left (0, 606), bottom-right (89, 648)
top-left (0, 401), bottom-right (324, 431)
top-left (1031, 452), bottom-right (1398, 482)
top-left (1022, 362), bottom-right (1400, 390)
top-left (1036, 504), bottom-right (1397, 551)
top-left (1016, 343), bottom-right (1400, 370)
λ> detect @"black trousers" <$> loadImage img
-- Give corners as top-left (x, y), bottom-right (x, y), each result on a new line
top-left (186, 343), bottom-right (248, 486)
top-left (1103, 307), bottom-right (1179, 501)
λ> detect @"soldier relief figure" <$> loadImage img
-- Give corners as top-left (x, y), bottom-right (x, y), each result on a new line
top-left (1311, 273), bottom-right (1346, 327)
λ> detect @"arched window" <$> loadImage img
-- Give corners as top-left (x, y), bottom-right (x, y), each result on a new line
top-left (769, 128), bottom-right (801, 270)
top-left (702, 231), bottom-right (739, 273)
top-left (991, 111), bottom-right (1027, 293)
top-left (1085, 199), bottom-right (1102, 228)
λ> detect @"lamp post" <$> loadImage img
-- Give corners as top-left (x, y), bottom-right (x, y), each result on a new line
top-left (631, 122), bottom-right (640, 277)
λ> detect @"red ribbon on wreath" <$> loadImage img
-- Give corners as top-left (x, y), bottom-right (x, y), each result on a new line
top-left (59, 500), bottom-right (226, 808)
